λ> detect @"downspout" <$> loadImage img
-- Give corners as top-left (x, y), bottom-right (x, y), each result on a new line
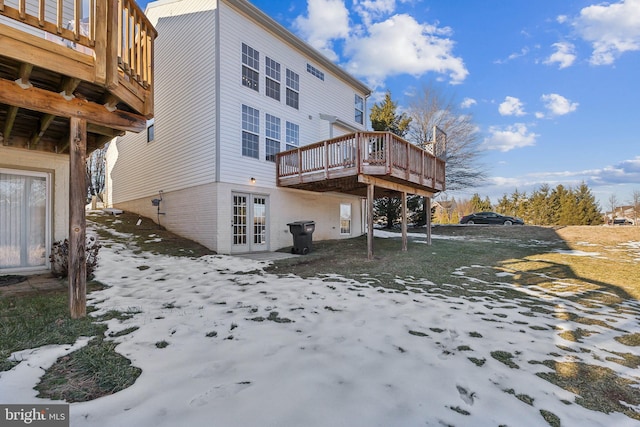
top-left (215, 0), bottom-right (221, 183)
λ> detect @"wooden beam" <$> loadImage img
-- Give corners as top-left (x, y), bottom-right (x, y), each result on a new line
top-left (0, 78), bottom-right (146, 133)
top-left (30, 78), bottom-right (82, 148)
top-left (69, 117), bottom-right (87, 319)
top-left (3, 105), bottom-right (18, 144)
top-left (0, 23), bottom-right (96, 83)
top-left (18, 63), bottom-right (33, 84)
top-left (401, 192), bottom-right (407, 252)
top-left (358, 174), bottom-right (434, 198)
top-left (367, 183), bottom-right (374, 260)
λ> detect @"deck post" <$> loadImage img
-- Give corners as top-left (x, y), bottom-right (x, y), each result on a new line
top-left (69, 117), bottom-right (87, 319)
top-left (401, 191), bottom-right (407, 251)
top-left (425, 196), bottom-right (432, 246)
top-left (367, 183), bottom-right (374, 260)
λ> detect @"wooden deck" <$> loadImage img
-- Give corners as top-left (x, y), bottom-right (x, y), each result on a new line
top-left (276, 131), bottom-right (446, 198)
top-left (0, 0), bottom-right (156, 152)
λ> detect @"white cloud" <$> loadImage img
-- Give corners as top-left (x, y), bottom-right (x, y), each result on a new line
top-left (353, 0), bottom-right (396, 26)
top-left (460, 97), bottom-right (477, 109)
top-left (540, 93), bottom-right (579, 116)
top-left (293, 0), bottom-right (351, 61)
top-left (556, 15), bottom-right (568, 24)
top-left (544, 42), bottom-right (577, 69)
top-left (343, 14), bottom-right (468, 87)
top-left (573, 0), bottom-right (640, 65)
top-left (483, 123), bottom-right (538, 152)
top-left (498, 96), bottom-right (526, 116)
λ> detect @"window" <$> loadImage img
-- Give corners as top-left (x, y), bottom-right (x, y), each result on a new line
top-left (242, 43), bottom-right (259, 91)
top-left (286, 69), bottom-right (299, 109)
top-left (265, 113), bottom-right (280, 162)
top-left (340, 203), bottom-right (351, 235)
top-left (306, 63), bottom-right (324, 81)
top-left (147, 118), bottom-right (155, 142)
top-left (1, 169), bottom-right (50, 270)
top-left (285, 121), bottom-right (299, 151)
top-left (355, 94), bottom-right (364, 124)
top-left (265, 57), bottom-right (280, 101)
top-left (242, 105), bottom-right (259, 158)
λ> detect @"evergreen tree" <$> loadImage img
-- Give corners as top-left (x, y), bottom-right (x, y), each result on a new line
top-left (495, 194), bottom-right (512, 215)
top-left (574, 182), bottom-right (603, 225)
top-left (370, 91), bottom-right (412, 136)
top-left (528, 184), bottom-right (552, 225)
top-left (470, 193), bottom-right (492, 212)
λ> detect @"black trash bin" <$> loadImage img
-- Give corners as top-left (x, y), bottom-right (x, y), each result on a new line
top-left (287, 221), bottom-right (315, 255)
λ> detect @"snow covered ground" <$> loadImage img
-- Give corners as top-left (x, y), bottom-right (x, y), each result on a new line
top-left (1, 222), bottom-right (639, 426)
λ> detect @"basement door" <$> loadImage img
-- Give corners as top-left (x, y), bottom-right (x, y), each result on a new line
top-left (0, 169), bottom-right (50, 271)
top-left (232, 193), bottom-right (268, 253)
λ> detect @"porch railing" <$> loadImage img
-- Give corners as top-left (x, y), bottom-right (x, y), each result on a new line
top-left (0, 0), bottom-right (155, 107)
top-left (277, 131), bottom-right (446, 192)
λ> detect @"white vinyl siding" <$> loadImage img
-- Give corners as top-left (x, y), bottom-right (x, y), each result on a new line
top-left (108, 7), bottom-right (217, 202)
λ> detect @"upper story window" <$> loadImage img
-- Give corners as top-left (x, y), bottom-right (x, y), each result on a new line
top-left (265, 113), bottom-right (281, 162)
top-left (286, 69), bottom-right (299, 110)
top-left (355, 94), bottom-right (364, 125)
top-left (242, 43), bottom-right (259, 91)
top-left (241, 104), bottom-right (259, 159)
top-left (265, 57), bottom-right (281, 101)
top-left (306, 63), bottom-right (324, 81)
top-left (285, 121), bottom-right (299, 151)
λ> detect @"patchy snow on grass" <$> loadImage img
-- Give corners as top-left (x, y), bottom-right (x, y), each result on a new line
top-left (1, 228), bottom-right (638, 427)
top-left (551, 249), bottom-right (601, 257)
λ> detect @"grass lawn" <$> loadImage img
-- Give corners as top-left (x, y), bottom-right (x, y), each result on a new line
top-left (1, 212), bottom-right (638, 423)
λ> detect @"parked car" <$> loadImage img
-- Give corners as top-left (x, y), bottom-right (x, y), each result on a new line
top-left (459, 212), bottom-right (524, 225)
top-left (613, 218), bottom-right (633, 225)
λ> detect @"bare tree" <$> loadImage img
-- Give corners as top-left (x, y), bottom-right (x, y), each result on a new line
top-left (86, 145), bottom-right (107, 202)
top-left (608, 193), bottom-right (619, 225)
top-left (631, 190), bottom-right (640, 226)
top-left (406, 84), bottom-right (487, 191)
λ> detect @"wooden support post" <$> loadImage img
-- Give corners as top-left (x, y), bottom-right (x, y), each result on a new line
top-left (69, 117), bottom-right (87, 319)
top-left (367, 183), bottom-right (374, 260)
top-left (425, 196), bottom-right (432, 246)
top-left (401, 192), bottom-right (407, 251)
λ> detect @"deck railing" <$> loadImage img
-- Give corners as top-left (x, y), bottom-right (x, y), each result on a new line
top-left (0, 0), bottom-right (155, 108)
top-left (277, 131), bottom-right (446, 192)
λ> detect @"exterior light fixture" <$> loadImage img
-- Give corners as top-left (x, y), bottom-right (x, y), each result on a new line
top-left (250, 177), bottom-right (256, 184)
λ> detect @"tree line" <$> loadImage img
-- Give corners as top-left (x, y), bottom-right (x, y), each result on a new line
top-left (469, 182), bottom-right (603, 225)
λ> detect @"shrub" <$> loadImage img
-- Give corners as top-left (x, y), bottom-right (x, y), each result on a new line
top-left (50, 234), bottom-right (100, 278)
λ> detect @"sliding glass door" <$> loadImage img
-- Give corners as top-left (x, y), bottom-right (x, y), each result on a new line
top-left (0, 170), bottom-right (50, 271)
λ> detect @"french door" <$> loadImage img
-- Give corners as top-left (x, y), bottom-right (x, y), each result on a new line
top-left (232, 193), bottom-right (268, 253)
top-left (0, 169), bottom-right (50, 271)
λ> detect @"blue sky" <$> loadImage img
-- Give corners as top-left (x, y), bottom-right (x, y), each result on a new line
top-left (139, 0), bottom-right (640, 210)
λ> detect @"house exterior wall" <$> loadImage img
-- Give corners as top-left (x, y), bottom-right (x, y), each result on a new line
top-left (0, 146), bottom-right (69, 269)
top-left (106, 0), bottom-right (370, 253)
top-left (110, 181), bottom-right (363, 254)
top-left (107, 6), bottom-right (218, 205)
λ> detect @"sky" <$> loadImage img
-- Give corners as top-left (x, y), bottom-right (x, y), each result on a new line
top-left (137, 0), bottom-right (640, 210)
top-left (1, 214), bottom-right (639, 426)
